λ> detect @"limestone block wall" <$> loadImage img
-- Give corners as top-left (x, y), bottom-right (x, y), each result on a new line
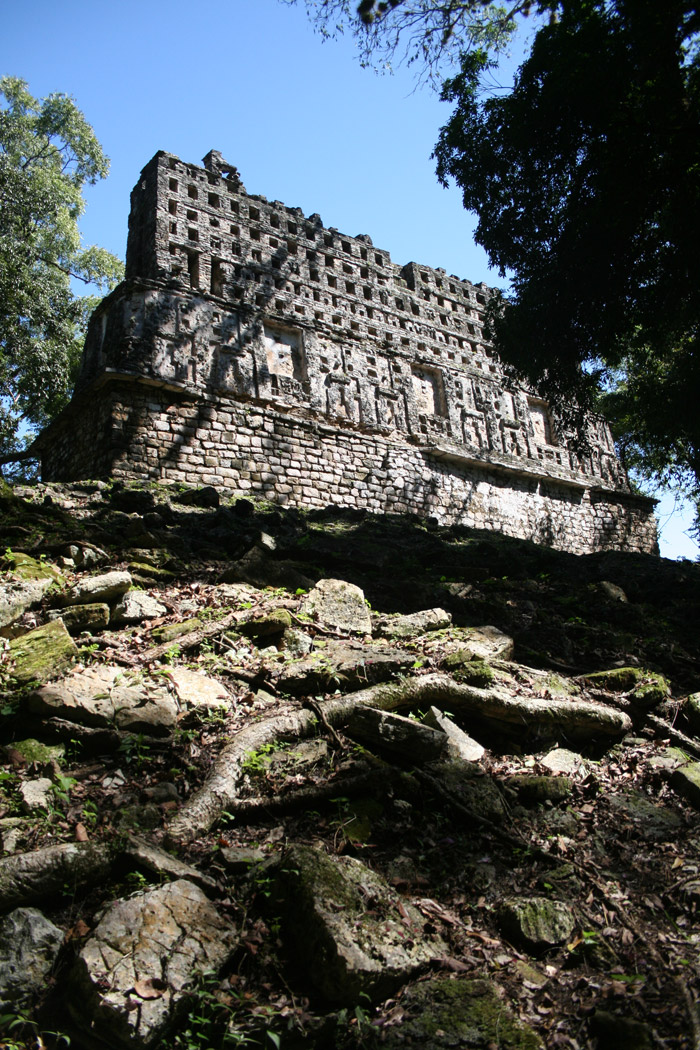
top-left (41, 380), bottom-right (658, 555)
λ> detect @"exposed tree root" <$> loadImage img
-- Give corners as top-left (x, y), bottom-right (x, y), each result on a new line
top-left (166, 673), bottom-right (630, 846)
top-left (0, 841), bottom-right (112, 909)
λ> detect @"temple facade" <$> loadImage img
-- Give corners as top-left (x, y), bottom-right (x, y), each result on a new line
top-left (35, 150), bottom-right (657, 555)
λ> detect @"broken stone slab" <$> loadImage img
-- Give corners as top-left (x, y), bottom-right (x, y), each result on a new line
top-left (166, 667), bottom-right (231, 711)
top-left (498, 897), bottom-right (576, 950)
top-left (0, 907), bottom-right (64, 1010)
top-left (60, 570), bottom-right (132, 607)
top-left (671, 762), bottom-right (700, 810)
top-left (0, 579), bottom-right (52, 631)
top-left (0, 841), bottom-right (112, 910)
top-left (428, 757), bottom-right (506, 824)
top-left (608, 789), bottom-right (683, 842)
top-left (7, 619), bottom-right (77, 685)
top-left (506, 775), bottom-right (572, 805)
top-left (460, 625), bottom-right (514, 661)
top-left (219, 846), bottom-right (267, 873)
top-left (374, 607), bottom-right (452, 640)
top-left (19, 777), bottom-right (54, 812)
top-left (238, 608), bottom-right (292, 640)
top-left (46, 603), bottom-right (110, 634)
top-left (422, 706), bottom-right (485, 762)
top-left (273, 639), bottom-right (413, 695)
top-left (539, 748), bottom-right (587, 776)
top-left (110, 590), bottom-right (168, 626)
top-left (124, 835), bottom-right (216, 892)
top-left (275, 845), bottom-right (445, 1003)
top-left (345, 707), bottom-right (447, 763)
top-left (371, 976), bottom-right (543, 1050)
top-left (3, 737), bottom-right (65, 765)
top-left (580, 666), bottom-right (670, 710)
top-left (26, 665), bottom-right (178, 735)
top-left (69, 879), bottom-right (237, 1049)
top-left (280, 626), bottom-right (313, 656)
top-left (302, 578), bottom-right (372, 635)
top-left (150, 617), bottom-right (201, 644)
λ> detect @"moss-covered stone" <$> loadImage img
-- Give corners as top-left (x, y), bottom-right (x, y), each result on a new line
top-left (239, 608), bottom-right (293, 639)
top-left (46, 604), bottom-right (110, 635)
top-left (507, 774), bottom-right (572, 804)
top-left (127, 561), bottom-right (176, 582)
top-left (498, 896), bottom-right (575, 949)
top-left (7, 738), bottom-right (65, 765)
top-left (4, 552), bottom-right (62, 586)
top-left (671, 761), bottom-right (700, 810)
top-left (372, 977), bottom-right (542, 1049)
top-left (7, 620), bottom-right (77, 685)
top-left (443, 650), bottom-right (495, 686)
top-left (150, 617), bottom-right (201, 643)
top-left (581, 667), bottom-right (670, 708)
top-left (275, 845), bottom-right (445, 1003)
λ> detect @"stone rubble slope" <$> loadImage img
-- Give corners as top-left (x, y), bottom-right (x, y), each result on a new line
top-left (0, 479), bottom-right (699, 1048)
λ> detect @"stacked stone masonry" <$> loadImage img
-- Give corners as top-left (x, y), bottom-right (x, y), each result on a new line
top-left (37, 150), bottom-right (657, 555)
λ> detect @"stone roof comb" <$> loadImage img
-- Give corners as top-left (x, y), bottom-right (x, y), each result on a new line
top-left (201, 150), bottom-right (242, 183)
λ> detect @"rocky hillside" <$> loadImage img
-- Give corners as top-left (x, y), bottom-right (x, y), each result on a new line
top-left (1, 478), bottom-right (700, 1050)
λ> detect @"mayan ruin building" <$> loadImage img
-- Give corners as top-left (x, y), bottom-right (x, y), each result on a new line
top-left (35, 150), bottom-right (658, 555)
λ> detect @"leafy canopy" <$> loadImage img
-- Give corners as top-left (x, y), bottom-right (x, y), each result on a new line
top-left (434, 0), bottom-right (700, 516)
top-left (284, 0), bottom-right (531, 85)
top-left (0, 77), bottom-right (123, 462)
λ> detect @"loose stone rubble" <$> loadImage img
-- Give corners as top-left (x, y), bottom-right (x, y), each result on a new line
top-left (0, 481), bottom-right (698, 1049)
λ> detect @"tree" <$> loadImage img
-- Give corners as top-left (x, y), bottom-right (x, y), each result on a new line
top-left (284, 0), bottom-right (529, 84)
top-left (0, 77), bottom-right (123, 466)
top-left (434, 0), bottom-right (700, 521)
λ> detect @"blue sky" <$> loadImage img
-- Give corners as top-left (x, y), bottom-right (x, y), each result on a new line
top-left (3, 0), bottom-right (697, 559)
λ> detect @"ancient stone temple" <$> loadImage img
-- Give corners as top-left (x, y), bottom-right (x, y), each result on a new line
top-left (35, 150), bottom-right (657, 555)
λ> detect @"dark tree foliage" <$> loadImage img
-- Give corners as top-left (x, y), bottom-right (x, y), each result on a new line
top-left (285, 0), bottom-right (528, 84)
top-left (434, 0), bottom-right (700, 514)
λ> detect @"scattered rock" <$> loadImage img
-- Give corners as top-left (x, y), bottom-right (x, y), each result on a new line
top-left (441, 651), bottom-right (495, 686)
top-left (461, 625), bottom-right (514, 661)
top-left (219, 847), bottom-right (267, 873)
top-left (174, 485), bottom-right (220, 508)
top-left (302, 578), bottom-right (372, 635)
top-left (19, 778), bottom-right (54, 812)
top-left (4, 738), bottom-right (64, 765)
top-left (581, 666), bottom-right (670, 709)
top-left (344, 707), bottom-right (447, 762)
top-left (26, 665), bottom-right (178, 735)
top-left (0, 907), bottom-right (64, 1009)
top-left (539, 748), bottom-right (586, 776)
top-left (671, 761), bottom-right (700, 810)
top-left (498, 897), bottom-right (576, 949)
top-left (46, 603), bottom-right (110, 633)
top-left (7, 620), bottom-right (77, 685)
top-left (110, 589), bottom-right (168, 626)
top-left (166, 667), bottom-right (231, 711)
top-left (374, 976), bottom-right (542, 1049)
top-left (274, 639), bottom-right (413, 694)
top-left (61, 570), bottom-right (132, 607)
top-left (608, 789), bottom-right (683, 841)
top-left (507, 775), bottom-right (572, 805)
top-left (429, 757), bottom-right (506, 824)
top-left (589, 1009), bottom-right (653, 1050)
top-left (280, 627), bottom-right (313, 656)
top-left (275, 845), bottom-right (445, 1003)
top-left (150, 617), bottom-right (201, 643)
top-left (375, 607), bottom-right (452, 640)
top-left (69, 880), bottom-right (237, 1048)
top-left (0, 579), bottom-right (52, 631)
top-left (124, 835), bottom-right (215, 891)
top-left (239, 608), bottom-right (292, 639)
top-left (423, 706), bottom-right (486, 762)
